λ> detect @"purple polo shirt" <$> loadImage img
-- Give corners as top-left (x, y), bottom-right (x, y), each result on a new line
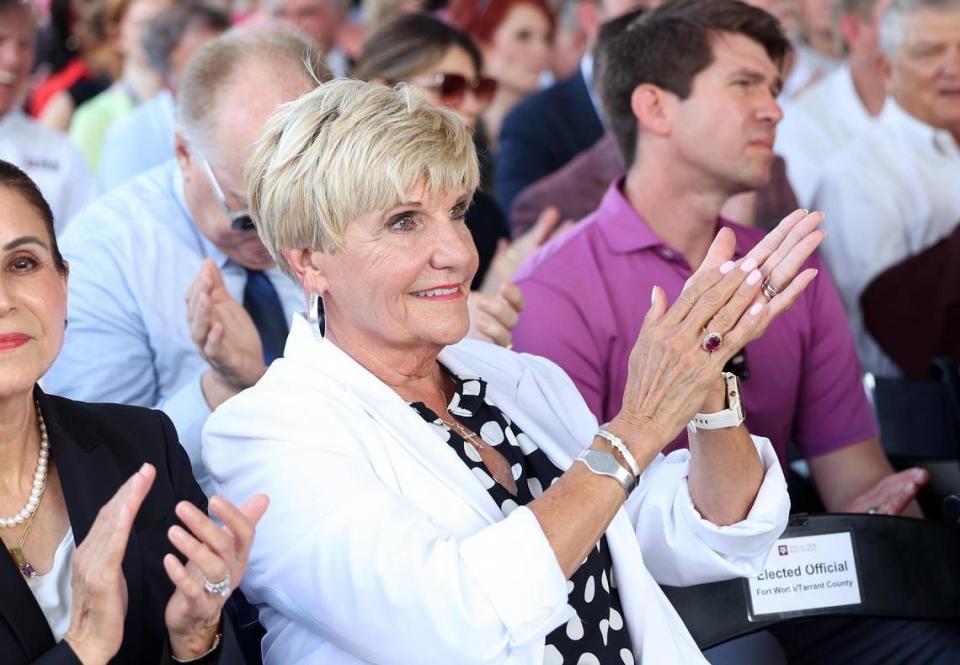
top-left (512, 181), bottom-right (878, 467)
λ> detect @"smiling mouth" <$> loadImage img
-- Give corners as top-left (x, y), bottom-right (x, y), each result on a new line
top-left (411, 285), bottom-right (462, 298)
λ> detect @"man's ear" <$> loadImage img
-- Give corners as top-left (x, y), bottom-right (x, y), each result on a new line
top-left (284, 248), bottom-right (329, 296)
top-left (630, 83), bottom-right (673, 137)
top-left (174, 131), bottom-right (192, 170)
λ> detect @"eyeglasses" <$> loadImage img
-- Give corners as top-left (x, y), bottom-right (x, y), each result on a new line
top-left (408, 73), bottom-right (498, 108)
top-left (198, 155), bottom-right (256, 232)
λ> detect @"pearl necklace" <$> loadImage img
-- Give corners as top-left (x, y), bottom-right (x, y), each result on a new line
top-left (0, 403), bottom-right (49, 528)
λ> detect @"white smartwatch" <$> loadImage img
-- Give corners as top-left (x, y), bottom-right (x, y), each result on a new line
top-left (687, 372), bottom-right (745, 433)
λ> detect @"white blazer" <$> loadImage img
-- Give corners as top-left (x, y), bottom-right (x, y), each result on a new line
top-left (203, 314), bottom-right (790, 665)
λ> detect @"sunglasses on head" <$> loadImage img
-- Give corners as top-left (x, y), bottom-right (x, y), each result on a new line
top-left (412, 73), bottom-right (498, 107)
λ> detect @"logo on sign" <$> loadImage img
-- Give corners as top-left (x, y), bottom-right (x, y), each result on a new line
top-left (778, 545), bottom-right (788, 556)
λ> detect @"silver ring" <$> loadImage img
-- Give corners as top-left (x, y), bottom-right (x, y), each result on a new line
top-left (761, 279), bottom-right (780, 301)
top-left (203, 572), bottom-right (232, 598)
top-left (701, 330), bottom-right (723, 353)
top-left (866, 506), bottom-right (880, 515)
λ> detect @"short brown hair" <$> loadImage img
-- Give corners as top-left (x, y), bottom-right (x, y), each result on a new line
top-left (597, 0), bottom-right (789, 168)
top-left (0, 161), bottom-right (66, 274)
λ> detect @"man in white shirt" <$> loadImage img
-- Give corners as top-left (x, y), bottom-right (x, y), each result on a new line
top-left (0, 0), bottom-right (92, 231)
top-left (814, 0), bottom-right (960, 377)
top-left (44, 28), bottom-right (328, 492)
top-left (777, 0), bottom-right (889, 207)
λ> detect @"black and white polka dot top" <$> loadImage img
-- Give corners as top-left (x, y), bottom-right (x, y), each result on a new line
top-left (409, 370), bottom-right (636, 665)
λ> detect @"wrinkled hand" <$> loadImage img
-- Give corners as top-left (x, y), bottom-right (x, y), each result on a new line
top-left (611, 210), bottom-right (825, 453)
top-left (845, 468), bottom-right (928, 515)
top-left (480, 206), bottom-right (574, 295)
top-left (164, 494), bottom-right (269, 660)
top-left (467, 283), bottom-right (525, 348)
top-left (64, 464), bottom-right (156, 665)
top-left (186, 259), bottom-right (266, 405)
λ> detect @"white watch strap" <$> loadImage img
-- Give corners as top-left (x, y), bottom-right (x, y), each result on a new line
top-left (687, 372), bottom-right (745, 432)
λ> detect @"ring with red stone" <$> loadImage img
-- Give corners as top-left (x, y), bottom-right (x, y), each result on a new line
top-left (701, 330), bottom-right (723, 353)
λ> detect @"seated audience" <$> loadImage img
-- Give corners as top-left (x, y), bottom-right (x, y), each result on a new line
top-left (44, 28), bottom-right (329, 494)
top-left (494, 0), bottom-right (646, 213)
top-left (814, 0), bottom-right (960, 378)
top-left (201, 77), bottom-right (828, 665)
top-left (68, 0), bottom-right (173, 173)
top-left (30, 0), bottom-right (115, 130)
top-left (352, 12), bottom-right (568, 304)
top-left (0, 0), bottom-right (92, 231)
top-left (267, 0), bottom-right (351, 74)
top-left (0, 160), bottom-right (263, 664)
top-left (513, 0), bottom-right (926, 519)
top-left (782, 0), bottom-right (845, 97)
top-left (458, 0), bottom-right (554, 151)
top-left (97, 0), bottom-right (230, 193)
top-left (776, 0), bottom-right (888, 207)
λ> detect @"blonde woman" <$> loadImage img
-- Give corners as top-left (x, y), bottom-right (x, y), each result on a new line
top-left (203, 80), bottom-right (823, 664)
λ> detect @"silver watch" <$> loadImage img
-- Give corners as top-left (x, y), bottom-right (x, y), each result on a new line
top-left (576, 449), bottom-right (637, 496)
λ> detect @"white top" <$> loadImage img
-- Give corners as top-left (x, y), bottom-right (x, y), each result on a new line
top-left (0, 111), bottom-right (94, 233)
top-left (776, 65), bottom-right (880, 208)
top-left (27, 529), bottom-right (75, 642)
top-left (203, 313), bottom-right (790, 665)
top-left (781, 41), bottom-right (842, 101)
top-left (814, 100), bottom-right (960, 376)
top-left (43, 161), bottom-right (304, 494)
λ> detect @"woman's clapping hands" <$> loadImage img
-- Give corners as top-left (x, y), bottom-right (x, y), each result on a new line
top-left (62, 463), bottom-right (267, 664)
top-left (610, 210), bottom-right (826, 457)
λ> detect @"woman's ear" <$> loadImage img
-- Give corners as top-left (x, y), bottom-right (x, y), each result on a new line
top-left (283, 248), bottom-right (329, 296)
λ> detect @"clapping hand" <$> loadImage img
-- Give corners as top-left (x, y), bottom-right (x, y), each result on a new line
top-left (479, 206), bottom-right (574, 296)
top-left (64, 464), bottom-right (156, 665)
top-left (467, 283), bottom-right (525, 348)
top-left (845, 467), bottom-right (929, 516)
top-left (186, 259), bottom-right (266, 408)
top-left (164, 494), bottom-right (269, 660)
top-left (610, 209), bottom-right (825, 453)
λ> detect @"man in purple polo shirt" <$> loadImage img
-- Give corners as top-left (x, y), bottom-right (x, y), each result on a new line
top-left (513, 0), bottom-right (927, 519)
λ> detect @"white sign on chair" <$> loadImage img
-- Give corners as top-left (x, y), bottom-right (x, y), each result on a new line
top-left (748, 532), bottom-right (862, 618)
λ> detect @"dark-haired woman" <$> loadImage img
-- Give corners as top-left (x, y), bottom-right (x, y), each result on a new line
top-left (0, 159), bottom-right (264, 664)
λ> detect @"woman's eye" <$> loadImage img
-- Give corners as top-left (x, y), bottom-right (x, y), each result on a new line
top-left (9, 256), bottom-right (38, 272)
top-left (450, 202), bottom-right (469, 220)
top-left (388, 212), bottom-right (419, 231)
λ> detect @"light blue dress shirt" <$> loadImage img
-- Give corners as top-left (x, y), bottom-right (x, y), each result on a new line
top-left (96, 90), bottom-right (176, 194)
top-left (45, 160), bottom-right (305, 492)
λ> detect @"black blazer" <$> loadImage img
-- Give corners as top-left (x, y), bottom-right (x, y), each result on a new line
top-left (1, 389), bottom-right (244, 664)
top-left (494, 68), bottom-right (605, 214)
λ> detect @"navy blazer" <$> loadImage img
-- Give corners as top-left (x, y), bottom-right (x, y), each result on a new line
top-left (494, 67), bottom-right (605, 214)
top-left (0, 389), bottom-right (245, 664)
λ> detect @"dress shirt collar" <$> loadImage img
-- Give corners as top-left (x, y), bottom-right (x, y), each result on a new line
top-left (884, 97), bottom-right (960, 158)
top-left (594, 178), bottom-right (750, 261)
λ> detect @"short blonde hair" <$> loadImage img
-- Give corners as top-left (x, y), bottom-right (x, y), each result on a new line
top-left (246, 79), bottom-right (480, 277)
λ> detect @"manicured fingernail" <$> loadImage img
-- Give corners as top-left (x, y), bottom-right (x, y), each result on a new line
top-left (747, 270), bottom-right (761, 285)
top-left (800, 208), bottom-right (809, 215)
top-left (138, 463), bottom-right (150, 476)
top-left (748, 302), bottom-right (763, 316)
top-left (650, 286), bottom-right (657, 304)
top-left (719, 260), bottom-right (735, 275)
top-left (740, 257), bottom-right (757, 272)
